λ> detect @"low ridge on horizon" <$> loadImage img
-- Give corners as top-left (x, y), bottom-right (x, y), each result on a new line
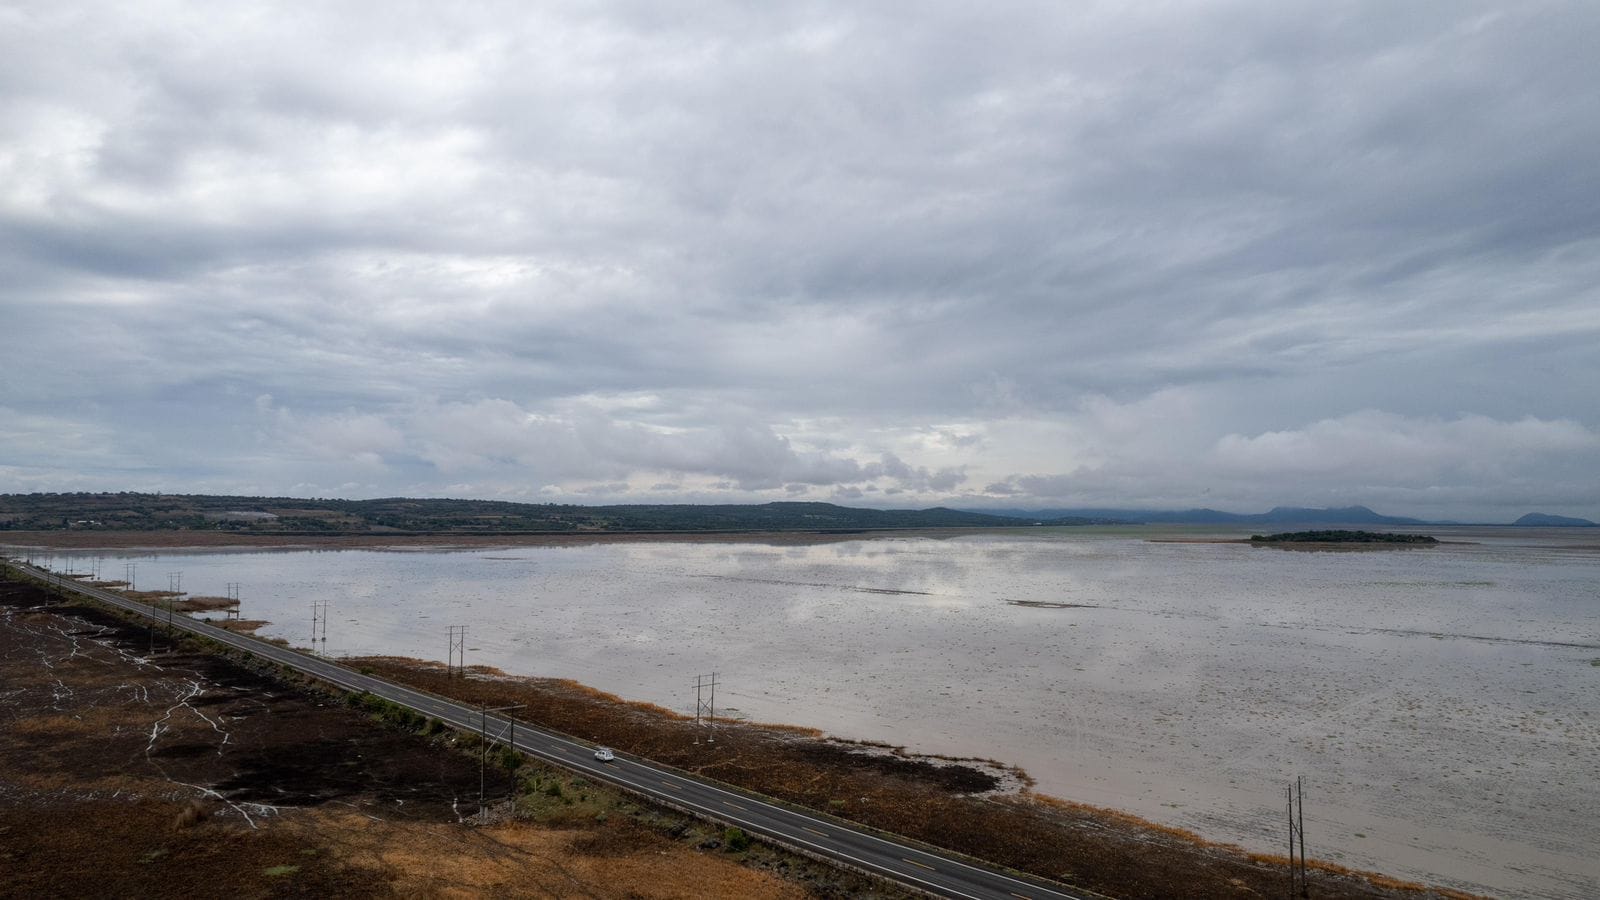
top-left (966, 503), bottom-right (1597, 527)
top-left (0, 491), bottom-right (1072, 534)
top-left (1, 492), bottom-right (1591, 532)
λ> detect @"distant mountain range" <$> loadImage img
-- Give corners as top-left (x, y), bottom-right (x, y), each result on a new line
top-left (973, 505), bottom-right (1597, 527)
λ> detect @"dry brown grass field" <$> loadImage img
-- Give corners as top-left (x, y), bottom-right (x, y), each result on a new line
top-left (0, 578), bottom-right (894, 899)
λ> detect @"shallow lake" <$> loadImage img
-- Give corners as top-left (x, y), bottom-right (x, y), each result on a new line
top-left (26, 526), bottom-right (1600, 898)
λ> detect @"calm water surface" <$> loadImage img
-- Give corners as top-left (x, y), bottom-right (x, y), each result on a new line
top-left (31, 527), bottom-right (1600, 899)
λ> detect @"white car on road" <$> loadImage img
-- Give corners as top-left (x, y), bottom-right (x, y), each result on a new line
top-left (593, 746), bottom-right (615, 762)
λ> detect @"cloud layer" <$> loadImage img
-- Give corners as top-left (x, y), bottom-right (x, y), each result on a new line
top-left (3, 2), bottom-right (1597, 520)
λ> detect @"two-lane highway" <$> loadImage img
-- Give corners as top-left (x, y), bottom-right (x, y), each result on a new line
top-left (10, 561), bottom-right (1104, 900)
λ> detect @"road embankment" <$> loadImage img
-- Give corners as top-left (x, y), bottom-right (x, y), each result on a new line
top-left (346, 655), bottom-right (1486, 900)
top-left (0, 575), bottom-right (885, 900)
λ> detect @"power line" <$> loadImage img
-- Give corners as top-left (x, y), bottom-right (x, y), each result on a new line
top-left (158, 571), bottom-right (182, 641)
top-left (311, 600), bottom-right (331, 655)
top-left (477, 704), bottom-right (525, 822)
top-left (1286, 776), bottom-right (1309, 898)
top-left (693, 672), bottom-right (721, 744)
top-left (447, 625), bottom-right (467, 677)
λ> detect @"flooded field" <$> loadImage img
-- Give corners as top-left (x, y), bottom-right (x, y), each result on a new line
top-left (17, 526), bottom-right (1600, 898)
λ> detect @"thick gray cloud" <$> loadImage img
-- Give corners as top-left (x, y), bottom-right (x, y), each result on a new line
top-left (2, 1), bottom-right (1597, 521)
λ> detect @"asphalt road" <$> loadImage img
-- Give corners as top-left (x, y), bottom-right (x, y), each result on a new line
top-left (14, 562), bottom-right (1102, 900)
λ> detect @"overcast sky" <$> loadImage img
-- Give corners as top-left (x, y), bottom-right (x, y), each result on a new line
top-left (3, 1), bottom-right (1598, 521)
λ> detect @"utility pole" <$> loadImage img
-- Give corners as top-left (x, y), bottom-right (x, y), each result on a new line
top-left (478, 704), bottom-right (525, 821)
top-left (1298, 775), bottom-right (1308, 897)
top-left (226, 582), bottom-right (241, 621)
top-left (1286, 777), bottom-right (1308, 898)
top-left (311, 600), bottom-right (331, 655)
top-left (693, 672), bottom-right (720, 744)
top-left (125, 561), bottom-right (136, 591)
top-left (159, 572), bottom-right (181, 643)
top-left (447, 626), bottom-right (467, 676)
top-left (693, 674), bottom-right (703, 742)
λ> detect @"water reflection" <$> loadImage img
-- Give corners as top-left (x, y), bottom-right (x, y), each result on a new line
top-left (24, 530), bottom-right (1600, 899)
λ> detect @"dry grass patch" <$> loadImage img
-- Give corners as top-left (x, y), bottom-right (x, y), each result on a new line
top-left (174, 595), bottom-right (238, 612)
top-left (0, 578), bottom-right (878, 900)
top-left (351, 655), bottom-right (1487, 900)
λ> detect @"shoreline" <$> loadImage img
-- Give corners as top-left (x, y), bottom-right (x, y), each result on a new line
top-left (18, 566), bottom-right (1472, 898)
top-left (0, 577), bottom-right (864, 899)
top-left (4, 534), bottom-right (1551, 897)
top-left (4, 552), bottom-right (1481, 899)
top-left (338, 653), bottom-right (1480, 899)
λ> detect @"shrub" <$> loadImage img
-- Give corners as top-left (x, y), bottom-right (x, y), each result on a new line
top-left (173, 801), bottom-right (208, 829)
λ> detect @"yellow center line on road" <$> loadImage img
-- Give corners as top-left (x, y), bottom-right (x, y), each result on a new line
top-left (1011, 893), bottom-right (1033, 900)
top-left (723, 800), bottom-right (745, 811)
top-left (902, 857), bottom-right (936, 872)
top-left (659, 781), bottom-right (682, 791)
top-left (801, 826), bottom-right (828, 838)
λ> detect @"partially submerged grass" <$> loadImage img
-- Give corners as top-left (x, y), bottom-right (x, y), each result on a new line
top-left (174, 595), bottom-right (239, 612)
